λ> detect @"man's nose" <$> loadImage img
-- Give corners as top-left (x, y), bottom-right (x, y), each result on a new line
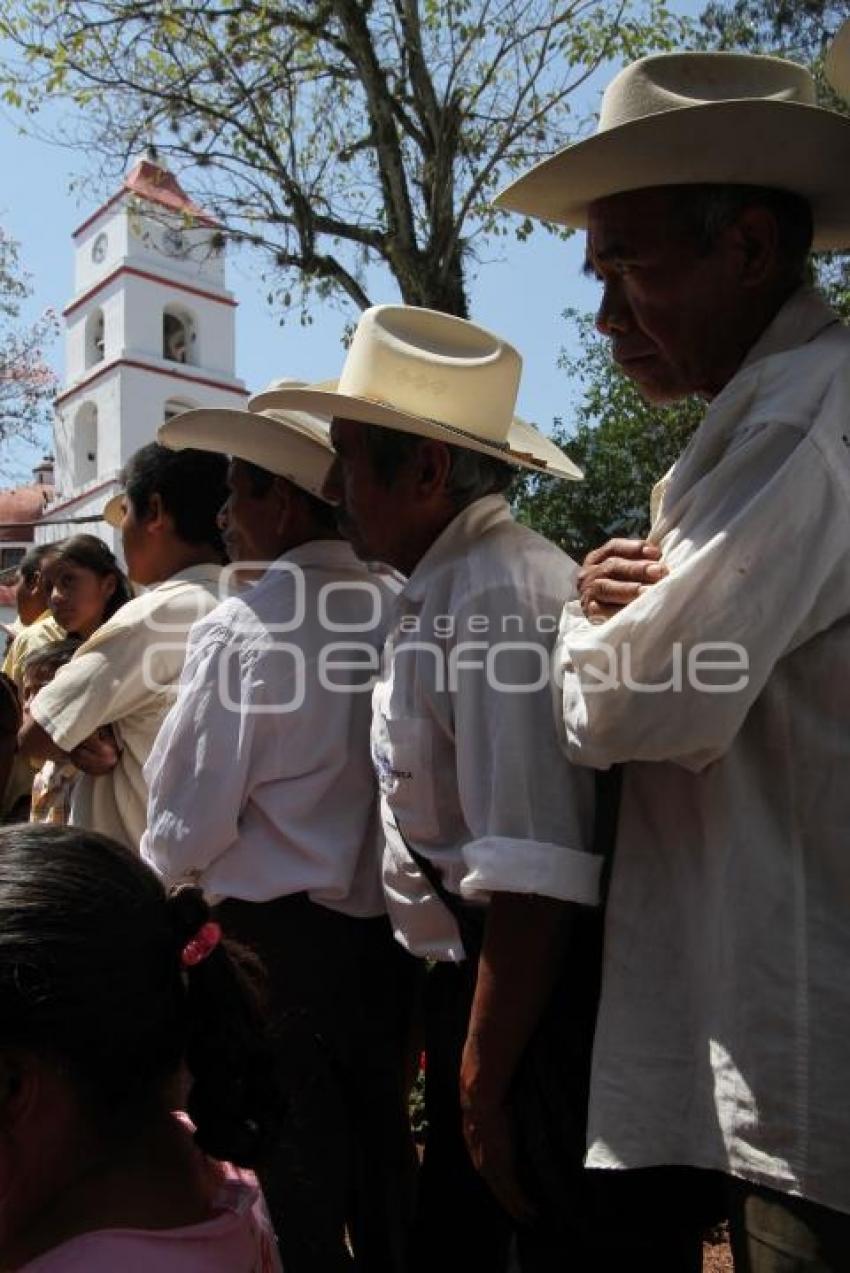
top-left (595, 279), bottom-right (632, 336)
top-left (216, 500), bottom-right (230, 530)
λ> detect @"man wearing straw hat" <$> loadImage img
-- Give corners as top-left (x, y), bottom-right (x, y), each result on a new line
top-left (498, 45), bottom-right (850, 1270)
top-left (253, 310), bottom-right (595, 1271)
top-left (141, 392), bottom-right (415, 1273)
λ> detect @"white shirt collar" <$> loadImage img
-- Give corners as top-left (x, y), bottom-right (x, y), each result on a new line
top-left (149, 562), bottom-right (224, 591)
top-left (740, 286), bottom-right (840, 374)
top-left (277, 538), bottom-right (363, 571)
top-left (402, 495), bottom-right (512, 602)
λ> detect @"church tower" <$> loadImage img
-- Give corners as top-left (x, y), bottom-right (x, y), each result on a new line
top-left (41, 155), bottom-right (247, 549)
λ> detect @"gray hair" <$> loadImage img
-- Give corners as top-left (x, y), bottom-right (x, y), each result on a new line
top-left (361, 423), bottom-right (515, 508)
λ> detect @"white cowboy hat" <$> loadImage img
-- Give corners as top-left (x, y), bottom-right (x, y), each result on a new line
top-left (826, 19), bottom-right (850, 102)
top-left (156, 380), bottom-right (336, 503)
top-left (249, 307), bottom-right (583, 482)
top-left (495, 51), bottom-right (850, 250)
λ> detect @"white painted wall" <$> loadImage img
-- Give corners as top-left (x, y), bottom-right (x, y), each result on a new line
top-left (53, 170), bottom-right (245, 528)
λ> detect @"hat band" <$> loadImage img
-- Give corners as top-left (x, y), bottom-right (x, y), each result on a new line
top-left (337, 392), bottom-right (548, 469)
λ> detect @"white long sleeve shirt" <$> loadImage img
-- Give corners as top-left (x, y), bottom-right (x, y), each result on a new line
top-left (142, 541), bottom-right (397, 915)
top-left (555, 289), bottom-right (850, 1213)
top-left (374, 495), bottom-right (597, 960)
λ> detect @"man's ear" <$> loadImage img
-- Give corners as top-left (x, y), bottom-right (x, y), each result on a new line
top-left (727, 205), bottom-right (781, 289)
top-left (144, 492), bottom-right (173, 535)
top-left (414, 439), bottom-right (453, 500)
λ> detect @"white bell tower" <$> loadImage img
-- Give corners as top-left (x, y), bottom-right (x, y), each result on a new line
top-left (41, 154), bottom-right (248, 549)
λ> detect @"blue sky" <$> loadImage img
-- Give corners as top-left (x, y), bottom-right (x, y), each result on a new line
top-left (1, 0), bottom-right (704, 484)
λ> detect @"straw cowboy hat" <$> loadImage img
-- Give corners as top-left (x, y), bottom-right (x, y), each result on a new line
top-left (100, 384), bottom-right (335, 527)
top-left (826, 19), bottom-right (850, 102)
top-left (496, 51), bottom-right (850, 250)
top-left (249, 306), bottom-right (583, 482)
top-left (102, 491), bottom-right (126, 529)
top-left (156, 380), bottom-right (336, 503)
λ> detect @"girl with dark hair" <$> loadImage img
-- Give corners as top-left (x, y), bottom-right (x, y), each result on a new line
top-left (0, 823), bottom-right (283, 1271)
top-left (41, 535), bottom-right (132, 640)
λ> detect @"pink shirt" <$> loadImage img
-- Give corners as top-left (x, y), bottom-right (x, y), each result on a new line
top-left (21, 1157), bottom-right (282, 1273)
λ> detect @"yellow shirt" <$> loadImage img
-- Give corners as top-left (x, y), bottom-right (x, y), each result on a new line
top-left (2, 611), bottom-right (66, 691)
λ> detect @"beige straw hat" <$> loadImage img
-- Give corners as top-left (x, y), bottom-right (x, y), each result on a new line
top-left (156, 380), bottom-right (336, 503)
top-left (826, 19), bottom-right (850, 103)
top-left (496, 51), bottom-right (850, 250)
top-left (249, 307), bottom-right (583, 482)
top-left (102, 491), bottom-right (125, 529)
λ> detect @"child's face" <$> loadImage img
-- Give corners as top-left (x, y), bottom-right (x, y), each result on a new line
top-left (22, 663), bottom-right (58, 709)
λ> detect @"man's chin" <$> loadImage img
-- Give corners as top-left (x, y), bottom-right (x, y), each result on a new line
top-left (620, 362), bottom-right (689, 406)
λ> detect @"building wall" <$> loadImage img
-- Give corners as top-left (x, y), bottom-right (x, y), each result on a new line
top-left (51, 171), bottom-right (246, 535)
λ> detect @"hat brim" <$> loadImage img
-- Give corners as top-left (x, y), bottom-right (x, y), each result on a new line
top-left (826, 21), bottom-right (850, 102)
top-left (157, 408), bottom-right (335, 503)
top-left (248, 386), bottom-right (584, 483)
top-left (495, 99), bottom-right (850, 250)
top-left (102, 492), bottom-right (125, 529)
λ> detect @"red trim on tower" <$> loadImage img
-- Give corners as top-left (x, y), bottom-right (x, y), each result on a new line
top-left (73, 191), bottom-right (126, 241)
top-left (73, 162), bottom-right (218, 239)
top-left (55, 358), bottom-right (248, 408)
top-left (63, 265), bottom-right (237, 318)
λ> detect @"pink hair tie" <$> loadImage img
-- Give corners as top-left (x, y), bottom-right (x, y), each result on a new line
top-left (181, 920), bottom-right (222, 968)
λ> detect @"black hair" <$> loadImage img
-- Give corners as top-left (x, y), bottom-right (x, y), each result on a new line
top-left (0, 825), bottom-right (281, 1167)
top-left (42, 534), bottom-right (133, 626)
top-left (0, 674), bottom-right (20, 735)
top-left (18, 543), bottom-right (57, 586)
top-left (239, 459), bottom-right (339, 534)
top-left (122, 443), bottom-right (228, 555)
top-left (360, 422), bottom-right (515, 506)
top-left (22, 637), bottom-right (82, 679)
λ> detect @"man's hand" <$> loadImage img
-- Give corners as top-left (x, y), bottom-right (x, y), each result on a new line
top-left (461, 1036), bottom-right (535, 1223)
top-left (459, 893), bottom-right (574, 1223)
top-left (71, 726), bottom-right (120, 775)
top-left (578, 537), bottom-right (668, 622)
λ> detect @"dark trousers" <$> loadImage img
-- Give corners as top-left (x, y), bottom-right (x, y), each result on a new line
top-left (580, 1166), bottom-right (724, 1272)
top-left (728, 1179), bottom-right (850, 1272)
top-left (216, 894), bottom-right (420, 1273)
top-left (410, 960), bottom-right (515, 1273)
top-left (531, 1168), bottom-right (850, 1272)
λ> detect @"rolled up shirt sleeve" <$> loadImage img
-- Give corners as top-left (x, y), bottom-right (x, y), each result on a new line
top-left (556, 418), bottom-right (850, 772)
top-left (452, 587), bottom-right (598, 905)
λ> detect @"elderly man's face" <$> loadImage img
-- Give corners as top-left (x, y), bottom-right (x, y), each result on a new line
top-left (587, 187), bottom-right (746, 403)
top-left (324, 420), bottom-right (413, 569)
top-left (218, 459), bottom-right (287, 567)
